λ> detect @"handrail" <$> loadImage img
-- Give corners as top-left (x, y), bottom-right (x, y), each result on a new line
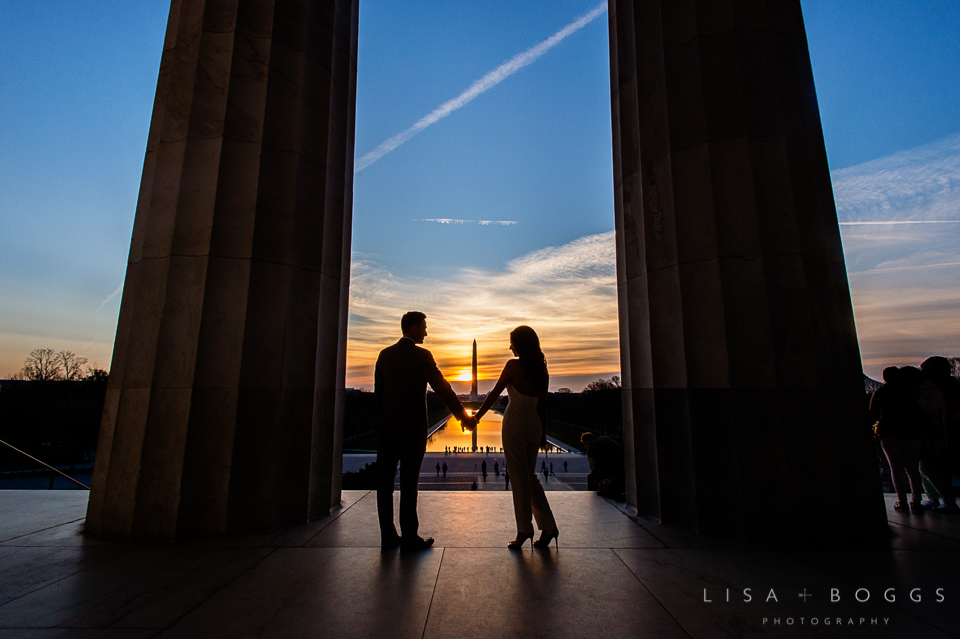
top-left (0, 439), bottom-right (91, 490)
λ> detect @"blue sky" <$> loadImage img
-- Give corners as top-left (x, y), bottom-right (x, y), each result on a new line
top-left (0, 0), bottom-right (958, 388)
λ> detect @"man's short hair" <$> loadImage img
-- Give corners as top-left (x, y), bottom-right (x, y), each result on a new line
top-left (401, 311), bottom-right (427, 334)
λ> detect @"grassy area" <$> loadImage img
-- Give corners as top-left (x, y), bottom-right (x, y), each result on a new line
top-left (545, 419), bottom-right (588, 452)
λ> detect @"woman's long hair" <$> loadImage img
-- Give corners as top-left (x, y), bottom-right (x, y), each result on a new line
top-left (510, 325), bottom-right (548, 388)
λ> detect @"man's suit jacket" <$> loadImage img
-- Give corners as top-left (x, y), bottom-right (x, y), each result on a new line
top-left (375, 338), bottom-right (464, 440)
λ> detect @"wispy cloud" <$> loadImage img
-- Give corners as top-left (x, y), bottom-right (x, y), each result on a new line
top-left (832, 133), bottom-right (960, 223)
top-left (833, 133), bottom-right (960, 377)
top-left (346, 231), bottom-right (618, 390)
top-left (415, 218), bottom-right (518, 226)
top-left (354, 1), bottom-right (608, 173)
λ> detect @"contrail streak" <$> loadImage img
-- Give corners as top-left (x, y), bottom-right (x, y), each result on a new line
top-left (354, 1), bottom-right (608, 173)
top-left (96, 282), bottom-right (123, 311)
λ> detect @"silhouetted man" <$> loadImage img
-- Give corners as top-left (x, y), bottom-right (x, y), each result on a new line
top-left (376, 311), bottom-right (475, 552)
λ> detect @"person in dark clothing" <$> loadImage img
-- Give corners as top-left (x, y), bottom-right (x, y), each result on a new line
top-left (900, 364), bottom-right (959, 513)
top-left (375, 312), bottom-right (476, 552)
top-left (441, 462), bottom-right (448, 477)
top-left (481, 459), bottom-right (487, 479)
top-left (922, 356), bottom-right (960, 503)
top-left (870, 366), bottom-right (923, 511)
top-left (581, 432), bottom-right (625, 497)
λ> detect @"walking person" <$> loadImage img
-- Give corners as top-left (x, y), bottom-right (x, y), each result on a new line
top-left (442, 461), bottom-right (448, 477)
top-left (474, 326), bottom-right (559, 549)
top-left (375, 312), bottom-right (476, 552)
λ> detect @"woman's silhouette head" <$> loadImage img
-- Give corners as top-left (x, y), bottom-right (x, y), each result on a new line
top-left (510, 325), bottom-right (547, 387)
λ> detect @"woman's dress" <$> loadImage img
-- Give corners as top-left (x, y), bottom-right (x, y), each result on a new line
top-left (501, 384), bottom-right (558, 534)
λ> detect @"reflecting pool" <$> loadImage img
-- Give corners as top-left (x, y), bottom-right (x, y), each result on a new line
top-left (425, 411), bottom-right (504, 452)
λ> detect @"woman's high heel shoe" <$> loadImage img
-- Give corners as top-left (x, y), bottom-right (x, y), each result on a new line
top-left (507, 533), bottom-right (533, 550)
top-left (534, 530), bottom-right (559, 549)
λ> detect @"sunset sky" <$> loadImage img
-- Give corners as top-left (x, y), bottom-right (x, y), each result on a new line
top-left (1, 1), bottom-right (958, 391)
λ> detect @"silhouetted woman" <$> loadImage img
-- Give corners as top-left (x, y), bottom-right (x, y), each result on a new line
top-left (474, 326), bottom-right (559, 549)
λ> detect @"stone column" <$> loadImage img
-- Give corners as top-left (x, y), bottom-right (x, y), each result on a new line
top-left (609, 0), bottom-right (887, 539)
top-left (86, 0), bottom-right (359, 538)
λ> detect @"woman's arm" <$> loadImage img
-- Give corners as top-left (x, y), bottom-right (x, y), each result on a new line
top-left (474, 360), bottom-right (516, 422)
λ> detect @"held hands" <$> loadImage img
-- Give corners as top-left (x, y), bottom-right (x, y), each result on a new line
top-left (460, 414), bottom-right (477, 432)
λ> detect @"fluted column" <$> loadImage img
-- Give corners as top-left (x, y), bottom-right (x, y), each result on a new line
top-left (609, 0), bottom-right (886, 539)
top-left (86, 0), bottom-right (358, 538)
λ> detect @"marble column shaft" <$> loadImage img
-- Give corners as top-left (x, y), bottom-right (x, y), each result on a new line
top-left (609, 0), bottom-right (887, 539)
top-left (86, 0), bottom-right (359, 538)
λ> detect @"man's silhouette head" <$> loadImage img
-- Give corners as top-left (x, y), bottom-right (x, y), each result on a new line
top-left (401, 311), bottom-right (427, 344)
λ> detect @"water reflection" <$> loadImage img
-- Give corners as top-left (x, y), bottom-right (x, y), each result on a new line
top-left (426, 411), bottom-right (505, 452)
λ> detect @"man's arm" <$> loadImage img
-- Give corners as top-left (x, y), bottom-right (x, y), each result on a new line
top-left (424, 353), bottom-right (471, 423)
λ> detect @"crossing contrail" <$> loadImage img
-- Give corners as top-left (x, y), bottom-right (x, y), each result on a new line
top-left (354, 1), bottom-right (608, 173)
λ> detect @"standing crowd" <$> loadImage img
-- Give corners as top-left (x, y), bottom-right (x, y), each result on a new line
top-left (869, 356), bottom-right (960, 513)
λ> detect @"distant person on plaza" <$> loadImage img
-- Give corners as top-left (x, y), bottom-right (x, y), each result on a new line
top-left (504, 469), bottom-right (510, 490)
top-left (870, 366), bottom-right (923, 511)
top-left (581, 432), bottom-right (625, 498)
top-left (474, 326), bottom-right (559, 549)
top-left (471, 481), bottom-right (478, 491)
top-left (549, 462), bottom-right (554, 476)
top-left (494, 461), bottom-right (500, 476)
top-left (921, 356), bottom-right (960, 498)
top-left (563, 460), bottom-right (567, 472)
top-left (375, 311), bottom-right (476, 552)
top-left (901, 365), bottom-right (959, 513)
top-left (442, 461), bottom-right (448, 477)
top-left (481, 459), bottom-right (487, 478)
top-left (436, 462), bottom-right (440, 477)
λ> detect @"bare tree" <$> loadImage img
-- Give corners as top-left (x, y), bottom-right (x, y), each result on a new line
top-left (583, 376), bottom-right (621, 392)
top-left (20, 348), bottom-right (62, 381)
top-left (56, 351), bottom-right (89, 381)
top-left (84, 365), bottom-right (109, 382)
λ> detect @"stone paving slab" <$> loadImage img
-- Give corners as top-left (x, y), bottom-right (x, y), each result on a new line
top-left (0, 490), bottom-right (957, 638)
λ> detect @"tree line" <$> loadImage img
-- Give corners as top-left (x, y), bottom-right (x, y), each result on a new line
top-left (10, 348), bottom-right (107, 382)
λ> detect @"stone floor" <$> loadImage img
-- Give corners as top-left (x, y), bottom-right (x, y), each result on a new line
top-left (0, 490), bottom-right (957, 638)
